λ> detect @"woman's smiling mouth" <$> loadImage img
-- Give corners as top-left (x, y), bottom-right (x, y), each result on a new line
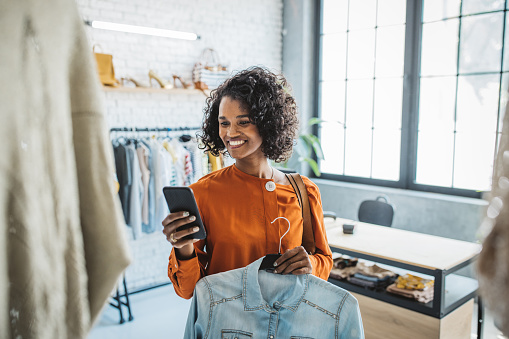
top-left (229, 140), bottom-right (246, 148)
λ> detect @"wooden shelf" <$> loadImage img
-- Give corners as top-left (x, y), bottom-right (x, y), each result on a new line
top-left (101, 86), bottom-right (209, 96)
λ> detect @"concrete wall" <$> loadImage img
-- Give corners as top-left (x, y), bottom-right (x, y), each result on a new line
top-left (314, 179), bottom-right (488, 243)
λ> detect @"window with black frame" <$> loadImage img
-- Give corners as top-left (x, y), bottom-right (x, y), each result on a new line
top-left (318, 0), bottom-right (509, 197)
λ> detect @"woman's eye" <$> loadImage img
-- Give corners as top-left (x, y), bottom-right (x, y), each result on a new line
top-left (239, 121), bottom-right (251, 125)
top-left (220, 122), bottom-right (229, 126)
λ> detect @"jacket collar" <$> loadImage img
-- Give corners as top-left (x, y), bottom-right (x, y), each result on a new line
top-left (243, 257), bottom-right (309, 312)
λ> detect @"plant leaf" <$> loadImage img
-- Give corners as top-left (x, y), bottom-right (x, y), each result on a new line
top-left (295, 138), bottom-right (311, 157)
top-left (307, 134), bottom-right (324, 160)
top-left (301, 157), bottom-right (321, 176)
top-left (300, 134), bottom-right (324, 160)
top-left (307, 117), bottom-right (325, 127)
top-left (308, 118), bottom-right (344, 126)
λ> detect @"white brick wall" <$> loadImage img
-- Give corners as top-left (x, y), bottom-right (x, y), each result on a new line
top-left (75, 0), bottom-right (283, 292)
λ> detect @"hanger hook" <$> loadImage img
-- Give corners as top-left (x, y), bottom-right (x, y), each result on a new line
top-left (271, 217), bottom-right (290, 254)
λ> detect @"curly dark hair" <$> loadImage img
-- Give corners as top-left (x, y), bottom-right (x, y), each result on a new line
top-left (198, 66), bottom-right (299, 163)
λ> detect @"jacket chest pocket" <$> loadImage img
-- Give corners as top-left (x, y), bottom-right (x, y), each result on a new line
top-left (221, 329), bottom-right (253, 339)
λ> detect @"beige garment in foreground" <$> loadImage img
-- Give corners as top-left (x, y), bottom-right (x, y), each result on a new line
top-left (0, 0), bottom-right (131, 337)
top-left (478, 88), bottom-right (509, 334)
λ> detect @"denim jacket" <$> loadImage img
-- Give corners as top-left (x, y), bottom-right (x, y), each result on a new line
top-left (184, 257), bottom-right (364, 339)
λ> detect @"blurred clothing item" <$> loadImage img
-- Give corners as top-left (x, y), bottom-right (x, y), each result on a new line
top-left (0, 0), bottom-right (130, 337)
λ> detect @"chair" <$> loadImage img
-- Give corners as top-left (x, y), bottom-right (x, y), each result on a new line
top-left (358, 195), bottom-right (394, 227)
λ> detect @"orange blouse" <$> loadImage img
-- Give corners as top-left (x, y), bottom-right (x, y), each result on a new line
top-left (167, 165), bottom-right (333, 299)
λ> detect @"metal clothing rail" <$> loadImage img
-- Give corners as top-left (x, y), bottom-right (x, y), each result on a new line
top-left (109, 126), bottom-right (201, 132)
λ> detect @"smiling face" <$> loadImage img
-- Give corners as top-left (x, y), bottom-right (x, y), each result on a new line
top-left (218, 96), bottom-right (265, 162)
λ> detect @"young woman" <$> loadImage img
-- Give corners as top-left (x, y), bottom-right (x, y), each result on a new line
top-left (162, 67), bottom-right (333, 299)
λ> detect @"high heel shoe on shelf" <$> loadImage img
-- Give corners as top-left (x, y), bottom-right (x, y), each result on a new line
top-left (148, 70), bottom-right (173, 89)
top-left (172, 75), bottom-right (191, 89)
top-left (121, 77), bottom-right (148, 88)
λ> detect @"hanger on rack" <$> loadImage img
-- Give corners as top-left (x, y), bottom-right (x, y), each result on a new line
top-left (259, 217), bottom-right (291, 273)
top-left (110, 127), bottom-right (200, 142)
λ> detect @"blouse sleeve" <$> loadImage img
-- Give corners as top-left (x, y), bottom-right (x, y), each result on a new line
top-left (303, 177), bottom-right (333, 280)
top-left (167, 240), bottom-right (208, 299)
top-left (167, 180), bottom-right (210, 299)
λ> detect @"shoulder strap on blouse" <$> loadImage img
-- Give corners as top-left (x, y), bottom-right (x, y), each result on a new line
top-left (285, 173), bottom-right (316, 254)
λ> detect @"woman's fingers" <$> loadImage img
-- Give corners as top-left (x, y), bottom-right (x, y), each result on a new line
top-left (273, 246), bottom-right (312, 275)
top-left (277, 259), bottom-right (312, 275)
top-left (173, 226), bottom-right (201, 242)
top-left (162, 211), bottom-right (192, 227)
top-left (162, 212), bottom-right (201, 248)
top-left (162, 213), bottom-right (196, 236)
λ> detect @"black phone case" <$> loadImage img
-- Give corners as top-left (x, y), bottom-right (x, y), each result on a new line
top-left (162, 186), bottom-right (207, 240)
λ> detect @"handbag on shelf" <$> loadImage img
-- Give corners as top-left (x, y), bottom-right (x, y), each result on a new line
top-left (93, 45), bottom-right (119, 87)
top-left (285, 173), bottom-right (316, 254)
top-left (192, 48), bottom-right (229, 90)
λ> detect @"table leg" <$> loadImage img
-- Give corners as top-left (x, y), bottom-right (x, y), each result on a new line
top-left (477, 296), bottom-right (484, 339)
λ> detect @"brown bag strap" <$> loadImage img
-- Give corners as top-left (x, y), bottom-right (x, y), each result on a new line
top-left (285, 173), bottom-right (316, 254)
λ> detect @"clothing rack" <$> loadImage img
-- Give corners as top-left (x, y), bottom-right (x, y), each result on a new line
top-left (110, 126), bottom-right (201, 132)
top-left (110, 126), bottom-right (202, 323)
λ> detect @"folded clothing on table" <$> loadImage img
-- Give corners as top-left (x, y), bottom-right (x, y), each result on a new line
top-left (386, 274), bottom-right (435, 303)
top-left (348, 273), bottom-right (396, 290)
top-left (386, 283), bottom-right (434, 303)
top-left (329, 261), bottom-right (397, 283)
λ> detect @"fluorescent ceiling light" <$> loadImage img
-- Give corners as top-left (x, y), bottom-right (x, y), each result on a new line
top-left (85, 20), bottom-right (199, 41)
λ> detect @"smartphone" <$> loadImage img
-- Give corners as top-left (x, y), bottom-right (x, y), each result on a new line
top-left (162, 186), bottom-right (207, 240)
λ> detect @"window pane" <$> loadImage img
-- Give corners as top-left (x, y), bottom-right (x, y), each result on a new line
top-left (418, 76), bottom-right (456, 132)
top-left (345, 127), bottom-right (372, 177)
top-left (346, 79), bottom-right (374, 128)
top-left (459, 13), bottom-right (503, 74)
top-left (372, 129), bottom-right (401, 181)
top-left (499, 73), bottom-right (509, 133)
top-left (320, 124), bottom-right (345, 175)
top-left (423, 0), bottom-right (461, 22)
top-left (320, 81), bottom-right (346, 122)
top-left (503, 12), bottom-right (509, 71)
top-left (348, 0), bottom-right (376, 31)
top-left (416, 131), bottom-right (454, 187)
top-left (453, 131), bottom-right (496, 191)
top-left (321, 33), bottom-right (347, 81)
top-left (462, 0), bottom-right (504, 16)
top-left (347, 30), bottom-right (376, 79)
top-left (375, 25), bottom-right (405, 78)
top-left (373, 78), bottom-right (403, 129)
top-left (377, 0), bottom-right (406, 26)
top-left (421, 19), bottom-right (459, 76)
top-left (456, 74), bottom-right (500, 133)
top-left (322, 0), bottom-right (348, 34)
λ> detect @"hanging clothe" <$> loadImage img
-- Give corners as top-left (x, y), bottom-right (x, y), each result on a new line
top-left (184, 257), bottom-right (364, 338)
top-left (113, 141), bottom-right (131, 224)
top-left (126, 143), bottom-right (143, 240)
top-left (111, 133), bottom-right (205, 239)
top-left (0, 0), bottom-right (131, 337)
top-left (137, 144), bottom-right (151, 227)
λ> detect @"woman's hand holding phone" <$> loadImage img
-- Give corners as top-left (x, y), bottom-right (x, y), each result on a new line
top-left (162, 211), bottom-right (201, 259)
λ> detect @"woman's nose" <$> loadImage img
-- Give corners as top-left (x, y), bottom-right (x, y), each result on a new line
top-left (227, 125), bottom-right (239, 137)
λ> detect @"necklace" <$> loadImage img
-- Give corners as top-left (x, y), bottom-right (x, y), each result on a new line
top-left (265, 166), bottom-right (276, 192)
